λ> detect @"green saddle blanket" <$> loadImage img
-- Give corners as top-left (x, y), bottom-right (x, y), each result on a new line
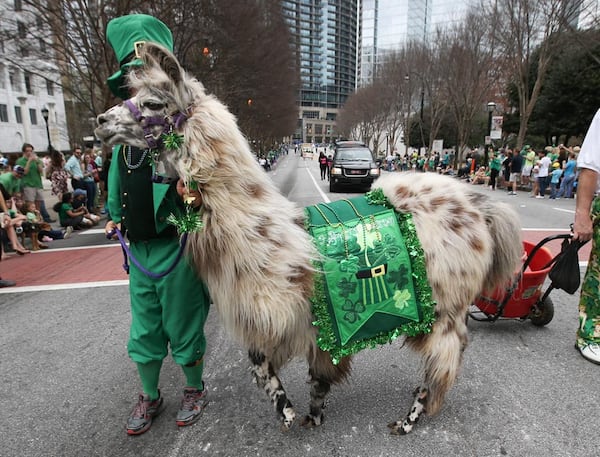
top-left (305, 190), bottom-right (436, 363)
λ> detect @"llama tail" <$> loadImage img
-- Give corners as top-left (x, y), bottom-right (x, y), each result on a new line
top-left (473, 193), bottom-right (522, 287)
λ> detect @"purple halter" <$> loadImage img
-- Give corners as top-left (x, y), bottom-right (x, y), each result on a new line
top-left (123, 99), bottom-right (188, 150)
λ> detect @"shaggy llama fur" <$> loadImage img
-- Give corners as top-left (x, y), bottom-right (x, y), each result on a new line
top-left (95, 42), bottom-right (522, 434)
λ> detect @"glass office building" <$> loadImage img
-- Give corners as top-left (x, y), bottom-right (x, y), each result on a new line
top-left (282, 0), bottom-right (358, 143)
top-left (357, 0), bottom-right (474, 87)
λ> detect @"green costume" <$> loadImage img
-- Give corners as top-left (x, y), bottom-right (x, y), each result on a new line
top-left (106, 14), bottom-right (210, 399)
top-left (577, 197), bottom-right (600, 347)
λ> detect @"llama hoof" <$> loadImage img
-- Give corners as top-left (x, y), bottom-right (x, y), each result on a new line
top-left (387, 421), bottom-right (410, 436)
top-left (279, 420), bottom-right (294, 432)
top-left (300, 414), bottom-right (323, 428)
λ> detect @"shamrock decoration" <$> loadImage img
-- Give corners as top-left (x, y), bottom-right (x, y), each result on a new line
top-left (341, 298), bottom-right (366, 323)
top-left (393, 289), bottom-right (412, 310)
top-left (162, 131), bottom-right (185, 150)
top-left (337, 277), bottom-right (357, 298)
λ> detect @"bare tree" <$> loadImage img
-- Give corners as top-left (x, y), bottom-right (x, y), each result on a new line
top-left (2, 0), bottom-right (297, 148)
top-left (484, 0), bottom-right (582, 148)
top-left (442, 11), bottom-right (497, 163)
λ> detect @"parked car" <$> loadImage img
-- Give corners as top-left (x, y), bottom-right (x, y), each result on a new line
top-left (329, 141), bottom-right (380, 192)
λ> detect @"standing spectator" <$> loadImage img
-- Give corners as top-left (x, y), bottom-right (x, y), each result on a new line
top-left (326, 154), bottom-right (333, 181)
top-left (508, 150), bottom-right (523, 195)
top-left (103, 14), bottom-right (211, 435)
top-left (556, 151), bottom-right (578, 199)
top-left (536, 150), bottom-right (552, 198)
top-left (521, 145), bottom-right (535, 187)
top-left (501, 150), bottom-right (512, 189)
top-left (64, 146), bottom-right (85, 191)
top-left (548, 162), bottom-right (563, 199)
top-left (318, 151), bottom-right (328, 180)
top-left (47, 148), bottom-right (70, 202)
top-left (82, 151), bottom-right (98, 214)
top-left (573, 108), bottom-right (600, 363)
top-left (15, 143), bottom-right (55, 223)
top-left (488, 152), bottom-right (502, 190)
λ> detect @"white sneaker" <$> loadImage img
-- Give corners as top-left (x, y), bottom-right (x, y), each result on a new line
top-left (577, 342), bottom-right (600, 364)
top-left (63, 226), bottom-right (73, 239)
top-left (535, 195), bottom-right (544, 199)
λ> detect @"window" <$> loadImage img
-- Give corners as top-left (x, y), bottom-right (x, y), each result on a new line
top-left (14, 106), bottom-right (22, 123)
top-left (0, 104), bottom-right (8, 122)
top-left (39, 37), bottom-right (45, 53)
top-left (9, 70), bottom-right (20, 92)
top-left (46, 79), bottom-right (54, 96)
top-left (29, 108), bottom-right (37, 125)
top-left (0, 64), bottom-right (4, 89)
top-left (24, 72), bottom-right (32, 94)
top-left (17, 22), bottom-right (26, 39)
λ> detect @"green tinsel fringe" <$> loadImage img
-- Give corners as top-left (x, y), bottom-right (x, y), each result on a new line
top-left (166, 204), bottom-right (203, 234)
top-left (310, 189), bottom-right (437, 365)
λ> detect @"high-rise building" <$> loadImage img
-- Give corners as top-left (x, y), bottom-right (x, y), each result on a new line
top-left (282, 0), bottom-right (358, 143)
top-left (0, 0), bottom-right (70, 155)
top-left (357, 0), bottom-right (474, 87)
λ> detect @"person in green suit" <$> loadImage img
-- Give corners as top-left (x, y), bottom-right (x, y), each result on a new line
top-left (103, 14), bottom-right (211, 435)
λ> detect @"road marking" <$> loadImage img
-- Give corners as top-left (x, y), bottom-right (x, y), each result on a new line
top-left (306, 167), bottom-right (330, 203)
top-left (0, 280), bottom-right (128, 294)
top-left (552, 207), bottom-right (575, 214)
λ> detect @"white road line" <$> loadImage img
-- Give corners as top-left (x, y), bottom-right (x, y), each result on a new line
top-left (306, 167), bottom-right (330, 203)
top-left (0, 280), bottom-right (129, 294)
top-left (552, 207), bottom-right (575, 214)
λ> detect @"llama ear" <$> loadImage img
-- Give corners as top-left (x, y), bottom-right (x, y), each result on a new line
top-left (140, 42), bottom-right (183, 85)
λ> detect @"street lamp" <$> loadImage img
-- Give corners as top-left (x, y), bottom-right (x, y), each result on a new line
top-left (41, 106), bottom-right (51, 150)
top-left (485, 102), bottom-right (496, 165)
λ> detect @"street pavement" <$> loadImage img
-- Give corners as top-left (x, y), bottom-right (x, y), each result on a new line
top-left (0, 156), bottom-right (598, 457)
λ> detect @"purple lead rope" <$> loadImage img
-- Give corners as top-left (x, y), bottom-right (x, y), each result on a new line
top-left (108, 227), bottom-right (188, 279)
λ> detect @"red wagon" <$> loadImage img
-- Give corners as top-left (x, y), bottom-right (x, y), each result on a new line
top-left (470, 234), bottom-right (584, 326)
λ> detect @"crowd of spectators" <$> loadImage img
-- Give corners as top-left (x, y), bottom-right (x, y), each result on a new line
top-left (0, 143), bottom-right (110, 287)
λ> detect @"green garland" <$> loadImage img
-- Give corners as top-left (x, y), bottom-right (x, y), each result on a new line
top-left (309, 188), bottom-right (437, 365)
top-left (167, 203), bottom-right (203, 234)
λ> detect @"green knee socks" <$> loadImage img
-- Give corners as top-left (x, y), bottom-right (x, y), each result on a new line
top-left (136, 360), bottom-right (162, 400)
top-left (182, 360), bottom-right (204, 390)
top-left (136, 359), bottom-right (204, 397)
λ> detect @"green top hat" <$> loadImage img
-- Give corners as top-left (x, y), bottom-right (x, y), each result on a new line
top-left (106, 14), bottom-right (174, 99)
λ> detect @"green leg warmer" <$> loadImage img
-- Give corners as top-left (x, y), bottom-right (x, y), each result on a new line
top-left (136, 360), bottom-right (163, 400)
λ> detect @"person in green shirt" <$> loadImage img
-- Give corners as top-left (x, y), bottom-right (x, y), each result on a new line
top-left (15, 143), bottom-right (55, 223)
top-left (0, 165), bottom-right (24, 200)
top-left (488, 152), bottom-right (502, 190)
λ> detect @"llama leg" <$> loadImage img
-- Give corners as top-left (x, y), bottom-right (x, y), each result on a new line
top-left (301, 349), bottom-right (352, 428)
top-left (389, 317), bottom-right (468, 435)
top-left (248, 349), bottom-right (296, 431)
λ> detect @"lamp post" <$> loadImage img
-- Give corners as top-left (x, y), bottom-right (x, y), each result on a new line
top-left (41, 106), bottom-right (51, 151)
top-left (485, 101), bottom-right (496, 166)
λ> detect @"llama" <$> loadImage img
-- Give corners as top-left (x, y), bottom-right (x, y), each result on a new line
top-left (95, 42), bottom-right (522, 435)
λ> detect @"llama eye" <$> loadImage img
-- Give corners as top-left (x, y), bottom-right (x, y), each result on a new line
top-left (143, 102), bottom-right (165, 111)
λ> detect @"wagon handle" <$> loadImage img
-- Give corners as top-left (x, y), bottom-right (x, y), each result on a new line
top-left (523, 233), bottom-right (575, 272)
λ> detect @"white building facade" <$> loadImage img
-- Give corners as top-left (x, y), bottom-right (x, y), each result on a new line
top-left (0, 0), bottom-right (69, 155)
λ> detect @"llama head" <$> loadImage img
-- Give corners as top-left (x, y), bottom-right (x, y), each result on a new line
top-left (95, 42), bottom-right (193, 151)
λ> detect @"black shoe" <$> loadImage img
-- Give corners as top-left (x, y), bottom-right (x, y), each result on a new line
top-left (44, 218), bottom-right (56, 223)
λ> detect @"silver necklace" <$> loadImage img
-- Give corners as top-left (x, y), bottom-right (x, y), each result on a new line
top-left (124, 146), bottom-right (149, 170)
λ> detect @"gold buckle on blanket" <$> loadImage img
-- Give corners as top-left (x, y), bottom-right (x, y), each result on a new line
top-left (371, 265), bottom-right (386, 278)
